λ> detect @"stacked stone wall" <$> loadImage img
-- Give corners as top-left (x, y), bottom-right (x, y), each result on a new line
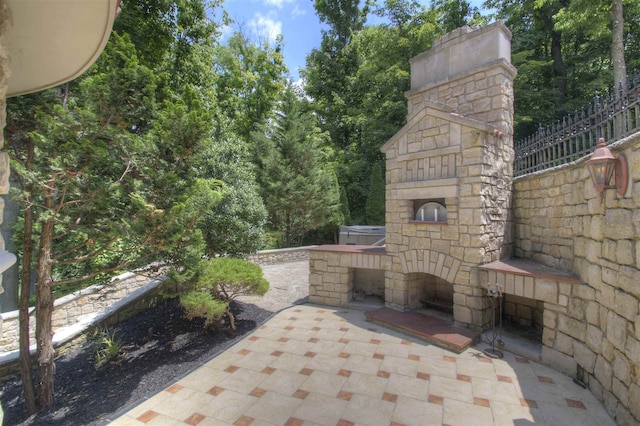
top-left (245, 246), bottom-right (313, 266)
top-left (513, 132), bottom-right (640, 425)
top-left (0, 271), bottom-right (164, 354)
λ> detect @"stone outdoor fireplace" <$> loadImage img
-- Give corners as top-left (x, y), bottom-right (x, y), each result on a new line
top-left (309, 22), bottom-right (517, 332)
top-left (407, 273), bottom-right (453, 313)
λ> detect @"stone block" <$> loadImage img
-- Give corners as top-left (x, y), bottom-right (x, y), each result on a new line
top-left (594, 355), bottom-right (614, 390)
top-left (614, 290), bottom-right (639, 321)
top-left (572, 284), bottom-right (596, 301)
top-left (558, 313), bottom-right (586, 341)
top-left (554, 331), bottom-right (574, 355)
top-left (543, 309), bottom-right (557, 329)
top-left (617, 239), bottom-right (634, 266)
top-left (454, 305), bottom-right (472, 325)
top-left (541, 345), bottom-right (577, 376)
top-left (604, 209), bottom-right (634, 240)
top-left (606, 311), bottom-right (628, 351)
top-left (611, 378), bottom-right (629, 407)
top-left (586, 301), bottom-right (600, 325)
top-left (542, 327), bottom-right (556, 347)
top-left (568, 297), bottom-right (586, 321)
top-left (625, 336), bottom-right (640, 364)
top-left (534, 280), bottom-right (558, 303)
top-left (586, 325), bottom-right (603, 353)
top-left (514, 274), bottom-right (524, 297)
top-left (600, 284), bottom-right (615, 310)
top-left (618, 266), bottom-right (640, 299)
top-left (573, 341), bottom-right (596, 373)
top-left (629, 384), bottom-right (640, 421)
top-left (612, 350), bottom-right (631, 386)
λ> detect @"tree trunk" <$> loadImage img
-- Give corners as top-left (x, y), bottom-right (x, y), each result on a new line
top-left (35, 181), bottom-right (57, 410)
top-left (18, 192), bottom-right (37, 415)
top-left (612, 0), bottom-right (626, 87)
top-left (19, 140), bottom-right (37, 414)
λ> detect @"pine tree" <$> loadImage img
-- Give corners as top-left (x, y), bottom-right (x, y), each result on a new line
top-left (365, 162), bottom-right (386, 225)
top-left (253, 86), bottom-right (341, 247)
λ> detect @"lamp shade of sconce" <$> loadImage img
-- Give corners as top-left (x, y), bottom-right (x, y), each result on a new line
top-left (6, 0), bottom-right (120, 97)
top-left (585, 138), bottom-right (629, 199)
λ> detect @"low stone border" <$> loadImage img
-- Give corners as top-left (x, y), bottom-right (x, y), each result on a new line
top-left (0, 272), bottom-right (166, 381)
top-left (245, 246), bottom-right (315, 265)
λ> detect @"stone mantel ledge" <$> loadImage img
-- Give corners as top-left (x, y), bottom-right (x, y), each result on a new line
top-left (478, 258), bottom-right (582, 284)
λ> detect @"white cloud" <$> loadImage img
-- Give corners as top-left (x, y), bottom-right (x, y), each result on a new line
top-left (249, 12), bottom-right (283, 42)
top-left (262, 0), bottom-right (295, 8)
top-left (291, 3), bottom-right (306, 17)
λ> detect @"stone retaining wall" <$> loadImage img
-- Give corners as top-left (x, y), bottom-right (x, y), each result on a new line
top-left (0, 271), bottom-right (163, 355)
top-left (245, 246), bottom-right (314, 265)
top-left (512, 132), bottom-right (640, 426)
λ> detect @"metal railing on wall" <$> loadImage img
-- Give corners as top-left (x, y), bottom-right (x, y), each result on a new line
top-left (514, 71), bottom-right (640, 177)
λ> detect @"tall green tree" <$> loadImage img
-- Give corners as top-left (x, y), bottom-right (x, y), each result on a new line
top-left (213, 31), bottom-right (287, 141)
top-left (8, 0), bottom-right (227, 412)
top-left (365, 162), bottom-right (386, 225)
top-left (199, 136), bottom-right (267, 256)
top-left (253, 87), bottom-right (342, 247)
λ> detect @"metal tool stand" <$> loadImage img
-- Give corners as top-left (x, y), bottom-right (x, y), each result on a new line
top-left (484, 283), bottom-right (504, 359)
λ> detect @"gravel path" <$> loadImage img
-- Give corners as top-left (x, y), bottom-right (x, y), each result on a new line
top-left (237, 260), bottom-right (309, 312)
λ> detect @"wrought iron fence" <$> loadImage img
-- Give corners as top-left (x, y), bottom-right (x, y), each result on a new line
top-left (514, 71), bottom-right (640, 177)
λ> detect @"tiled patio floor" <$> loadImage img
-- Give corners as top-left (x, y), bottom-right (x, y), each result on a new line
top-left (110, 304), bottom-right (615, 426)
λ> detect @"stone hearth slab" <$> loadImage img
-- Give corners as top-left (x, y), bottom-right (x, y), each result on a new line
top-left (365, 308), bottom-right (478, 353)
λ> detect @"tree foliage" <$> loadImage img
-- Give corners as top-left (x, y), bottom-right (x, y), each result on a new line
top-left (174, 257), bottom-right (269, 330)
top-left (253, 86), bottom-right (342, 247)
top-left (365, 162), bottom-right (386, 225)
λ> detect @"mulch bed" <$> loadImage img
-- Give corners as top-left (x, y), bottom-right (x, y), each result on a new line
top-left (0, 298), bottom-right (273, 425)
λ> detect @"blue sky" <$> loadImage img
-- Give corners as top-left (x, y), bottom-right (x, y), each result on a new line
top-left (221, 0), bottom-right (489, 81)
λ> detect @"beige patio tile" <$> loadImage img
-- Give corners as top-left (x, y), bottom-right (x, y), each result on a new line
top-left (391, 395), bottom-right (443, 426)
top-left (384, 373), bottom-right (430, 401)
top-left (309, 339), bottom-right (347, 356)
top-left (198, 389), bottom-right (259, 423)
top-left (270, 352), bottom-right (311, 373)
top-left (490, 400), bottom-right (545, 425)
top-left (304, 352), bottom-right (348, 374)
top-left (292, 391), bottom-right (349, 425)
top-left (259, 368), bottom-right (308, 395)
top-left (232, 351), bottom-right (278, 372)
top-left (342, 340), bottom-right (378, 357)
top-left (145, 412), bottom-right (187, 425)
top-left (119, 390), bottom-right (173, 419)
top-left (280, 338), bottom-right (315, 356)
top-left (418, 357), bottom-right (458, 379)
top-left (245, 390), bottom-right (303, 425)
top-left (299, 369), bottom-right (349, 397)
top-left (341, 371), bottom-right (388, 398)
top-left (428, 374), bottom-right (474, 404)
top-left (217, 367), bottom-right (269, 395)
top-left (152, 387), bottom-right (215, 421)
top-left (379, 354), bottom-right (420, 377)
top-left (443, 398), bottom-right (494, 426)
top-left (455, 357), bottom-right (496, 379)
top-left (374, 340), bottom-right (411, 358)
top-left (341, 353), bottom-right (382, 375)
top-left (471, 377), bottom-right (522, 406)
top-left (341, 393), bottom-right (395, 426)
top-left (537, 400), bottom-right (616, 426)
